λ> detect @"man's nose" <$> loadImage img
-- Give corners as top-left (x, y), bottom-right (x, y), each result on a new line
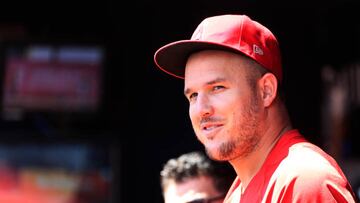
top-left (195, 94), bottom-right (213, 118)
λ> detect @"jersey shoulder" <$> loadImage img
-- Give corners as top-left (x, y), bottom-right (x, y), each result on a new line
top-left (264, 142), bottom-right (356, 202)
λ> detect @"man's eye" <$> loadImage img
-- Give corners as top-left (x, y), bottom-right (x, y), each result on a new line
top-left (189, 92), bottom-right (198, 101)
top-left (213, 85), bottom-right (225, 91)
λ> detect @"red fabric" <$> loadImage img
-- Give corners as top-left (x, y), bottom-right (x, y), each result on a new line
top-left (154, 15), bottom-right (282, 81)
top-left (224, 130), bottom-right (357, 203)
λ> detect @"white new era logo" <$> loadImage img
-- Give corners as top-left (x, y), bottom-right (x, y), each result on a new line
top-left (253, 44), bottom-right (264, 55)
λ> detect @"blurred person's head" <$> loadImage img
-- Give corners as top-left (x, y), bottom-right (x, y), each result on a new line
top-left (160, 151), bottom-right (235, 203)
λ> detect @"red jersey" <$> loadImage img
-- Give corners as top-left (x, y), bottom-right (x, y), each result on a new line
top-left (224, 129), bottom-right (357, 203)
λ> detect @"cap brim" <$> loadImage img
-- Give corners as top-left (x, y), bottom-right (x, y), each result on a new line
top-left (154, 40), bottom-right (245, 79)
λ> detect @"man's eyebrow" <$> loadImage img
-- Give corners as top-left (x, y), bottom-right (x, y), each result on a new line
top-left (207, 77), bottom-right (226, 85)
top-left (184, 77), bottom-right (226, 96)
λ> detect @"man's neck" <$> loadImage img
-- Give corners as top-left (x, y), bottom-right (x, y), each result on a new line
top-left (229, 123), bottom-right (292, 190)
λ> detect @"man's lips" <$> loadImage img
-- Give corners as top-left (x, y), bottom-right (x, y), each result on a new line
top-left (199, 123), bottom-right (224, 139)
top-left (201, 123), bottom-right (223, 131)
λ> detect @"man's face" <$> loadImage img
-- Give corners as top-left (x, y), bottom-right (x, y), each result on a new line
top-left (163, 176), bottom-right (224, 203)
top-left (184, 50), bottom-right (262, 161)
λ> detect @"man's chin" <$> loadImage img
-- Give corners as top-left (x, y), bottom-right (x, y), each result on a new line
top-left (204, 148), bottom-right (229, 162)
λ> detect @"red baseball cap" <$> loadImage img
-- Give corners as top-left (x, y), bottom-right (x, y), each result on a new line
top-left (154, 14), bottom-right (282, 82)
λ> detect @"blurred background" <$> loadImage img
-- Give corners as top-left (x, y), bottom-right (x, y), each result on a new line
top-left (0, 0), bottom-right (359, 202)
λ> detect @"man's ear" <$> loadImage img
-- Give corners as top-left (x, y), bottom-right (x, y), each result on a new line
top-left (259, 73), bottom-right (278, 107)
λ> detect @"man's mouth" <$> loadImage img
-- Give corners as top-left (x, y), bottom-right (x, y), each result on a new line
top-left (203, 124), bottom-right (222, 131)
top-left (200, 122), bottom-right (224, 133)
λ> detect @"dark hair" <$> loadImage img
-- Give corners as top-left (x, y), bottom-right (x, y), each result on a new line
top-left (160, 151), bottom-right (235, 194)
top-left (243, 56), bottom-right (285, 102)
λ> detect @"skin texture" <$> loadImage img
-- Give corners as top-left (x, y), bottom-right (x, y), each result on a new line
top-left (163, 175), bottom-right (224, 203)
top-left (184, 50), bottom-right (290, 189)
top-left (184, 50), bottom-right (264, 161)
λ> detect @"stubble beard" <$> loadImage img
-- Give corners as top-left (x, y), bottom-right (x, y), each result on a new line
top-left (206, 94), bottom-right (261, 161)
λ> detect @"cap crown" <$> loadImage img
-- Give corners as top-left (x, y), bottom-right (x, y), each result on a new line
top-left (191, 15), bottom-right (282, 81)
top-left (154, 14), bottom-right (282, 81)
